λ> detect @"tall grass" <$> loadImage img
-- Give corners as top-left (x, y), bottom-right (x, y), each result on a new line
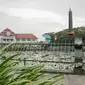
top-left (0, 44), bottom-right (64, 85)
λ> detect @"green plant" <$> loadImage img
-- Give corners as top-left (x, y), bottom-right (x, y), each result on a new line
top-left (0, 44), bottom-right (64, 85)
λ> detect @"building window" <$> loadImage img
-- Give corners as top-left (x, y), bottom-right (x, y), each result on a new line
top-left (3, 39), bottom-right (6, 41)
top-left (27, 39), bottom-right (31, 41)
top-left (7, 39), bottom-right (9, 41)
top-left (17, 39), bottom-right (20, 41)
top-left (32, 39), bottom-right (35, 41)
top-left (11, 39), bottom-right (13, 41)
top-left (22, 39), bottom-right (25, 41)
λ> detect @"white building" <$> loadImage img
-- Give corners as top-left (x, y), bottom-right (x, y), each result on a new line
top-left (0, 28), bottom-right (38, 43)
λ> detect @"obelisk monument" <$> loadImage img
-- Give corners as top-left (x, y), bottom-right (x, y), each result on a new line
top-left (68, 8), bottom-right (73, 32)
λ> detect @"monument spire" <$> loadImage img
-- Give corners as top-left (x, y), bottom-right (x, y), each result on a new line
top-left (68, 8), bottom-right (73, 32)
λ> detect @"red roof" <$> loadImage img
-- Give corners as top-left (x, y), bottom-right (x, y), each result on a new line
top-left (0, 28), bottom-right (15, 36)
top-left (0, 28), bottom-right (37, 39)
top-left (15, 34), bottom-right (37, 39)
top-left (3, 28), bottom-right (12, 31)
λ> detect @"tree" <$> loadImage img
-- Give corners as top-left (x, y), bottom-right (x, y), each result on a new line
top-left (43, 26), bottom-right (85, 43)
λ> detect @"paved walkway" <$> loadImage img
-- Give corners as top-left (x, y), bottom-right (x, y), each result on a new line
top-left (57, 75), bottom-right (85, 85)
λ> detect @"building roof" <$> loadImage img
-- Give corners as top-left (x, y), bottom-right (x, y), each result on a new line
top-left (0, 28), bottom-right (15, 36)
top-left (2, 28), bottom-right (12, 31)
top-left (0, 28), bottom-right (38, 39)
top-left (15, 34), bottom-right (37, 39)
top-left (1, 28), bottom-right (14, 33)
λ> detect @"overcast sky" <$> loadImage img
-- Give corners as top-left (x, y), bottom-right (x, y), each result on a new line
top-left (0, 0), bottom-right (85, 40)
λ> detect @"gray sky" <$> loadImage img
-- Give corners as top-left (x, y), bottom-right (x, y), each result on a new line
top-left (0, 0), bottom-right (85, 40)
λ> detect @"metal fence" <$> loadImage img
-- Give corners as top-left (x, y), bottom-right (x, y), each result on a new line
top-left (1, 38), bottom-right (85, 74)
top-left (0, 41), bottom-right (75, 52)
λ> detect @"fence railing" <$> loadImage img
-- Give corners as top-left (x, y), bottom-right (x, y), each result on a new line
top-left (0, 43), bottom-right (75, 52)
top-left (1, 37), bottom-right (85, 74)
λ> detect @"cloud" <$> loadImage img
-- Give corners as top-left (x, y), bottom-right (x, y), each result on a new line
top-left (7, 8), bottom-right (64, 22)
top-left (73, 17), bottom-right (85, 27)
